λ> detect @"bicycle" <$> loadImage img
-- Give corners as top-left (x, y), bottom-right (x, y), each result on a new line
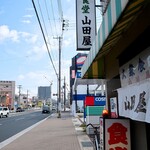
top-left (86, 123), bottom-right (100, 150)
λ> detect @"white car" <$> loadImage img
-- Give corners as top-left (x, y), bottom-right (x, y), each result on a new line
top-left (0, 107), bottom-right (9, 118)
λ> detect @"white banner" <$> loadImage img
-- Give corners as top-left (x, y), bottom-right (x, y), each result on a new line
top-left (76, 0), bottom-right (96, 51)
top-left (119, 47), bottom-right (150, 87)
top-left (117, 79), bottom-right (150, 123)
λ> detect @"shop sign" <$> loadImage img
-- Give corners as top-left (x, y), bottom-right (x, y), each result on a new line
top-left (85, 96), bottom-right (106, 106)
top-left (110, 97), bottom-right (118, 118)
top-left (105, 119), bottom-right (131, 150)
top-left (100, 117), bottom-right (104, 150)
top-left (117, 78), bottom-right (150, 123)
top-left (71, 70), bottom-right (75, 79)
top-left (119, 47), bottom-right (150, 87)
top-left (94, 96), bottom-right (106, 106)
top-left (76, 0), bottom-right (96, 51)
top-left (76, 70), bottom-right (81, 78)
top-left (85, 96), bottom-right (94, 106)
top-left (76, 55), bottom-right (87, 68)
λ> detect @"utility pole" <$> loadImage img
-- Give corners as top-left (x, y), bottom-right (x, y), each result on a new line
top-left (54, 36), bottom-right (62, 118)
top-left (57, 77), bottom-right (59, 113)
top-left (58, 36), bottom-right (62, 118)
top-left (64, 76), bottom-right (66, 112)
top-left (27, 90), bottom-right (29, 107)
top-left (18, 85), bottom-right (22, 106)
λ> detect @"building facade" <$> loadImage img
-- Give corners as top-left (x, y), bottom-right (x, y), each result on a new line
top-left (0, 80), bottom-right (15, 109)
top-left (79, 0), bottom-right (150, 149)
top-left (70, 53), bottom-right (87, 105)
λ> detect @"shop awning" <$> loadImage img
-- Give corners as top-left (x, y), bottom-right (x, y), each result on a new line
top-left (81, 0), bottom-right (146, 79)
top-left (73, 78), bottom-right (106, 91)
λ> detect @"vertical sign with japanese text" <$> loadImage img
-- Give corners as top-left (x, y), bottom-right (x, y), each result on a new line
top-left (110, 97), bottom-right (118, 118)
top-left (100, 117), bottom-right (104, 150)
top-left (105, 119), bottom-right (131, 150)
top-left (76, 0), bottom-right (96, 51)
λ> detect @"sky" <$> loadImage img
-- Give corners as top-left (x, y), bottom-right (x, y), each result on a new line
top-left (0, 0), bottom-right (102, 99)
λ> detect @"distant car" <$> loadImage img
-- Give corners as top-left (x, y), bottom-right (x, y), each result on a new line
top-left (42, 105), bottom-right (50, 113)
top-left (52, 106), bottom-right (56, 111)
top-left (0, 107), bottom-right (9, 118)
top-left (16, 107), bottom-right (24, 112)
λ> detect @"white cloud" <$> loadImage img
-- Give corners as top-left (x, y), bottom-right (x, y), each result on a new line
top-left (63, 36), bottom-right (76, 48)
top-left (0, 25), bottom-right (39, 46)
top-left (23, 14), bottom-right (33, 18)
top-left (22, 14), bottom-right (33, 24)
top-left (18, 74), bottom-right (25, 80)
top-left (26, 72), bottom-right (41, 79)
top-left (20, 31), bottom-right (38, 44)
top-left (21, 20), bottom-right (31, 24)
top-left (9, 30), bottom-right (19, 42)
top-left (0, 25), bottom-right (19, 42)
top-left (26, 7), bottom-right (34, 11)
top-left (0, 0), bottom-right (77, 98)
top-left (26, 44), bottom-right (47, 61)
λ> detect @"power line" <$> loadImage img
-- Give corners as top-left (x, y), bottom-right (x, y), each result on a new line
top-left (44, 0), bottom-right (54, 37)
top-left (57, 0), bottom-right (63, 21)
top-left (37, 0), bottom-right (58, 66)
top-left (50, 0), bottom-right (58, 36)
top-left (57, 0), bottom-right (64, 37)
top-left (31, 0), bottom-right (58, 79)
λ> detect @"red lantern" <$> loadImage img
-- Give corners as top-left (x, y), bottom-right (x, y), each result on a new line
top-left (102, 108), bottom-right (109, 118)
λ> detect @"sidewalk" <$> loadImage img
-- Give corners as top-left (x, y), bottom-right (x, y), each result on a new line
top-left (0, 111), bottom-right (93, 150)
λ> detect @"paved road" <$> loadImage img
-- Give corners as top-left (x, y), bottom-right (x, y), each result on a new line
top-left (0, 110), bottom-right (51, 142)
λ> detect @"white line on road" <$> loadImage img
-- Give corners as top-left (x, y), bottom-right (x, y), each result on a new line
top-left (0, 116), bottom-right (50, 149)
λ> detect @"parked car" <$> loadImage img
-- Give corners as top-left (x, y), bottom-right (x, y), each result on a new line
top-left (16, 107), bottom-right (24, 112)
top-left (42, 105), bottom-right (50, 113)
top-left (0, 106), bottom-right (9, 118)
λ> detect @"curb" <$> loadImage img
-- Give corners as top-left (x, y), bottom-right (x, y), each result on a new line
top-left (72, 117), bottom-right (93, 150)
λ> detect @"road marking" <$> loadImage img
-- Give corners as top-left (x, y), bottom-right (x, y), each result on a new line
top-left (0, 115), bottom-right (50, 149)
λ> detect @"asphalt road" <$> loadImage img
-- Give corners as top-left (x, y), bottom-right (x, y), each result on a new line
top-left (0, 110), bottom-right (51, 142)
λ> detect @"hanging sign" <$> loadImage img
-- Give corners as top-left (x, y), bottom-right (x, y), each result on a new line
top-left (119, 47), bottom-right (150, 87)
top-left (110, 97), bottom-right (118, 118)
top-left (117, 79), bottom-right (150, 123)
top-left (76, 0), bottom-right (96, 51)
